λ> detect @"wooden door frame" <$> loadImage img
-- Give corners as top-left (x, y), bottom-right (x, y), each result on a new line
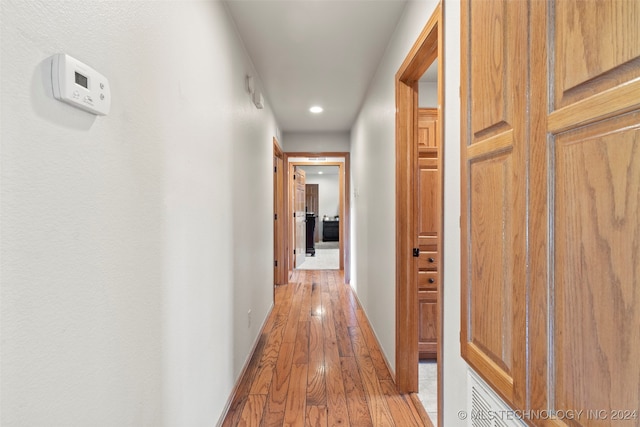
top-left (273, 138), bottom-right (286, 287)
top-left (395, 3), bottom-right (443, 425)
top-left (283, 152), bottom-right (351, 283)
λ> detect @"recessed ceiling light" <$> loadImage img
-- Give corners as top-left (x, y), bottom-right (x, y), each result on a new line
top-left (309, 106), bottom-right (323, 114)
top-left (318, 171), bottom-right (323, 174)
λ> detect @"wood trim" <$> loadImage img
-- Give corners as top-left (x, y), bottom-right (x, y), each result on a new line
top-left (285, 151), bottom-right (350, 158)
top-left (395, 77), bottom-right (418, 393)
top-left (408, 394), bottom-right (435, 427)
top-left (344, 155), bottom-right (351, 284)
top-left (435, 4), bottom-right (444, 426)
top-left (459, 0), bottom-right (470, 371)
top-left (284, 153), bottom-right (292, 280)
top-left (395, 8), bottom-right (443, 418)
top-left (274, 138), bottom-right (286, 287)
top-left (396, 4), bottom-right (441, 83)
top-left (466, 343), bottom-right (514, 402)
top-left (529, 0), bottom-right (549, 415)
top-left (284, 153), bottom-right (351, 283)
top-left (547, 77), bottom-right (640, 134)
top-left (274, 137), bottom-right (284, 157)
top-left (466, 130), bottom-right (514, 160)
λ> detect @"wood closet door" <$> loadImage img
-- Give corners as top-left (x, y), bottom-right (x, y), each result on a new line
top-left (417, 108), bottom-right (439, 360)
top-left (529, 1), bottom-right (640, 424)
top-left (460, 0), bottom-right (529, 408)
top-left (463, 0), bottom-right (640, 423)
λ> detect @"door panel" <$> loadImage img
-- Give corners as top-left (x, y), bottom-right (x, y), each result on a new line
top-left (465, 0), bottom-right (640, 422)
top-left (418, 292), bottom-right (437, 358)
top-left (294, 168), bottom-right (306, 268)
top-left (552, 111), bottom-right (640, 425)
top-left (418, 161), bottom-right (439, 244)
top-left (417, 108), bottom-right (441, 361)
top-left (554, 0), bottom-right (640, 109)
top-left (543, 2), bottom-right (640, 424)
top-left (305, 184), bottom-right (319, 242)
top-left (462, 0), bottom-right (527, 406)
top-left (469, 0), bottom-right (517, 138)
top-left (469, 153), bottom-right (513, 376)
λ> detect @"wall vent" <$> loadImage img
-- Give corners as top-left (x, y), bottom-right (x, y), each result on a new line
top-left (467, 369), bottom-right (526, 427)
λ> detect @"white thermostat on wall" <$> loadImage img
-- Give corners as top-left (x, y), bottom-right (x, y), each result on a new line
top-left (50, 54), bottom-right (111, 116)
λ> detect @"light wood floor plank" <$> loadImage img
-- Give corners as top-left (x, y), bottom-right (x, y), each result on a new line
top-left (340, 356), bottom-right (374, 427)
top-left (239, 395), bottom-right (267, 427)
top-left (221, 270), bottom-right (426, 426)
top-left (305, 405), bottom-right (328, 427)
top-left (283, 363), bottom-right (308, 427)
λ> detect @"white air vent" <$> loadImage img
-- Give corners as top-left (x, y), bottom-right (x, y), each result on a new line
top-left (468, 370), bottom-right (526, 427)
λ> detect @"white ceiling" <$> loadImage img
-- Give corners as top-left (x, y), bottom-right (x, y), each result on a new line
top-left (225, 0), bottom-right (408, 132)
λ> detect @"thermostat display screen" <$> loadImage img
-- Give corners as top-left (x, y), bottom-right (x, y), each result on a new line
top-left (75, 71), bottom-right (88, 88)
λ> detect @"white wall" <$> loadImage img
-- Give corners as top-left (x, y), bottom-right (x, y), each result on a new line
top-left (283, 131), bottom-right (350, 152)
top-left (419, 81), bottom-right (438, 107)
top-left (350, 1), bottom-right (468, 425)
top-left (0, 1), bottom-right (276, 426)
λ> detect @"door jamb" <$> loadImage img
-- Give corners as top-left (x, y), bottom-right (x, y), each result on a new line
top-left (273, 138), bottom-right (286, 288)
top-left (283, 152), bottom-right (351, 283)
top-left (395, 4), bottom-right (444, 426)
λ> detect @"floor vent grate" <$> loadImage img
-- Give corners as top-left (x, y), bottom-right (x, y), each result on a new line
top-left (467, 369), bottom-right (526, 427)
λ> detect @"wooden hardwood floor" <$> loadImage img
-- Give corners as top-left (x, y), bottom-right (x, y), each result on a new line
top-left (220, 270), bottom-right (433, 427)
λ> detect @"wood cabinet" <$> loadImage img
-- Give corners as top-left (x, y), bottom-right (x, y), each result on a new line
top-left (322, 220), bottom-right (339, 242)
top-left (417, 108), bottom-right (440, 360)
top-left (461, 0), bottom-right (640, 422)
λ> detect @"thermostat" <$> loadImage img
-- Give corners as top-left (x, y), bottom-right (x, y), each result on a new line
top-left (50, 54), bottom-right (111, 116)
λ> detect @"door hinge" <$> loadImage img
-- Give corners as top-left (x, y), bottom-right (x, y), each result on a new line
top-left (293, 212), bottom-right (296, 218)
top-left (413, 248), bottom-right (420, 257)
top-left (274, 213), bottom-right (278, 220)
top-left (274, 260), bottom-right (278, 267)
top-left (293, 249), bottom-right (296, 255)
top-left (274, 166), bottom-right (277, 173)
top-left (293, 174), bottom-right (296, 180)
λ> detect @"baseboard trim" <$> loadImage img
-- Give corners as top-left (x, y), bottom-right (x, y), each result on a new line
top-left (348, 282), bottom-right (396, 383)
top-left (215, 302), bottom-right (275, 427)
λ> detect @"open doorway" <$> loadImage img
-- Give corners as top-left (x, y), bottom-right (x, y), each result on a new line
top-left (296, 165), bottom-right (341, 270)
top-left (282, 153), bottom-right (351, 283)
top-left (395, 3), bottom-right (443, 427)
top-left (416, 59), bottom-right (439, 424)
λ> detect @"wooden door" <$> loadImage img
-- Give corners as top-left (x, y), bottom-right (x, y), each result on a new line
top-left (305, 184), bottom-right (319, 242)
top-left (463, 0), bottom-right (640, 421)
top-left (294, 168), bottom-right (306, 268)
top-left (273, 148), bottom-right (285, 285)
top-left (417, 108), bottom-right (440, 360)
top-left (461, 0), bottom-right (528, 407)
top-left (530, 0), bottom-right (640, 423)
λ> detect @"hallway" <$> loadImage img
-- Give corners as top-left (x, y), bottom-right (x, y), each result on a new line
top-left (221, 270), bottom-right (432, 426)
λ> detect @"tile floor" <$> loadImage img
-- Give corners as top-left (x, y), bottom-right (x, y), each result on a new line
top-left (297, 248), bottom-right (339, 270)
top-left (418, 361), bottom-right (438, 425)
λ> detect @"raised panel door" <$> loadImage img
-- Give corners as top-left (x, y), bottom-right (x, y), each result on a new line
top-left (552, 113), bottom-right (640, 426)
top-left (461, 0), bottom-right (528, 407)
top-left (294, 168), bottom-right (306, 268)
top-left (533, 1), bottom-right (640, 423)
top-left (417, 108), bottom-right (440, 361)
